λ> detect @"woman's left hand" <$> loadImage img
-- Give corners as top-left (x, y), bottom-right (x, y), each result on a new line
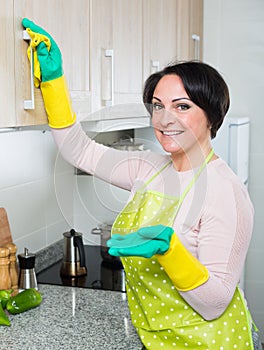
top-left (107, 225), bottom-right (174, 258)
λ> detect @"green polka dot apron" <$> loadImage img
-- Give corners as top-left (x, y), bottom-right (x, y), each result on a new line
top-left (111, 150), bottom-right (255, 349)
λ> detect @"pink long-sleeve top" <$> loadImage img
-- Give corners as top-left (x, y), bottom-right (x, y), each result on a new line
top-left (52, 122), bottom-right (254, 321)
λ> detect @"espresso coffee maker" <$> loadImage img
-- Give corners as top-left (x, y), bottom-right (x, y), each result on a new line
top-left (60, 229), bottom-right (87, 277)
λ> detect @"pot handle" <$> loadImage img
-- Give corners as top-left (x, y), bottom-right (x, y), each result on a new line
top-left (91, 227), bottom-right (101, 235)
top-left (74, 235), bottom-right (86, 268)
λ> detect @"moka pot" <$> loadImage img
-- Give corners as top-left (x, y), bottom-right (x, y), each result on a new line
top-left (60, 229), bottom-right (87, 277)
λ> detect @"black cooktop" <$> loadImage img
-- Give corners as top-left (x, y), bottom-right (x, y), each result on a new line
top-left (37, 245), bottom-right (125, 292)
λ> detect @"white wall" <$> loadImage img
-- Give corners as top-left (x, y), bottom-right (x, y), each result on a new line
top-left (203, 0), bottom-right (264, 339)
top-left (0, 129), bottom-right (74, 254)
top-left (73, 175), bottom-right (130, 245)
top-left (72, 130), bottom-right (132, 245)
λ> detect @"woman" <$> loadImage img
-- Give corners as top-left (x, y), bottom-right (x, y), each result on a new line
top-left (22, 18), bottom-right (261, 349)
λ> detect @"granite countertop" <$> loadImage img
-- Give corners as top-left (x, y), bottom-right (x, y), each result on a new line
top-left (0, 284), bottom-right (142, 350)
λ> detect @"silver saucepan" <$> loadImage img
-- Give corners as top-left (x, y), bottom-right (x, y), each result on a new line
top-left (91, 223), bottom-right (122, 266)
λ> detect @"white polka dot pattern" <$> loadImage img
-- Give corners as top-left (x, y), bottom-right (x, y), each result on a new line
top-left (112, 189), bottom-right (254, 349)
top-left (123, 256), bottom-right (253, 349)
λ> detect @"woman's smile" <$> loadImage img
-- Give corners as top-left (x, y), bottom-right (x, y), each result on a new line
top-left (162, 130), bottom-right (184, 136)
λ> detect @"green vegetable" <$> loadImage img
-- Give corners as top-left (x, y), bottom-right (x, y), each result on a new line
top-left (0, 289), bottom-right (13, 309)
top-left (0, 303), bottom-right (10, 326)
top-left (6, 288), bottom-right (42, 315)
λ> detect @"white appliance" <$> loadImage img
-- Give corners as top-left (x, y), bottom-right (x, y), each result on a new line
top-left (212, 116), bottom-right (250, 289)
top-left (135, 116), bottom-right (250, 289)
top-left (211, 116), bottom-right (250, 185)
top-left (135, 115), bottom-right (250, 185)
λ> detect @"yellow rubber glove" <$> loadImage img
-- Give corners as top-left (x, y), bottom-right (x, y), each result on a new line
top-left (22, 18), bottom-right (76, 129)
top-left (156, 233), bottom-right (209, 291)
top-left (108, 224), bottom-right (209, 292)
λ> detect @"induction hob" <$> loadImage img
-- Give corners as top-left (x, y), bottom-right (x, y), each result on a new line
top-left (37, 245), bottom-right (125, 292)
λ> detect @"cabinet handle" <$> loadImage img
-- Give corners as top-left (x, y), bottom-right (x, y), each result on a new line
top-left (104, 49), bottom-right (114, 107)
top-left (191, 34), bottom-right (200, 60)
top-left (23, 30), bottom-right (35, 110)
top-left (151, 60), bottom-right (160, 74)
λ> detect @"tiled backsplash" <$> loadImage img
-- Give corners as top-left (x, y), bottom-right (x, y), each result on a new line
top-left (0, 129), bottom-right (74, 255)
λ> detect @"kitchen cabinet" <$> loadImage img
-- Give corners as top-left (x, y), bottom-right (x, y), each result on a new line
top-left (0, 0), bottom-right (91, 128)
top-left (90, 0), bottom-right (203, 121)
top-left (15, 0), bottom-right (91, 126)
top-left (143, 0), bottom-right (178, 82)
top-left (0, 0), bottom-right (203, 129)
top-left (176, 0), bottom-right (204, 61)
top-left (0, 0), bottom-right (16, 127)
top-left (143, 0), bottom-right (203, 82)
top-left (90, 0), bottom-right (143, 115)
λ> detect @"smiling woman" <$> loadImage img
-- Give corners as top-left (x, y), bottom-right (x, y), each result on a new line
top-left (142, 62), bottom-right (230, 171)
top-left (143, 61), bottom-right (230, 139)
top-left (22, 17), bottom-right (259, 349)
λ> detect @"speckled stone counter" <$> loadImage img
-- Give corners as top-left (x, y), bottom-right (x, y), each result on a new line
top-left (0, 284), bottom-right (142, 350)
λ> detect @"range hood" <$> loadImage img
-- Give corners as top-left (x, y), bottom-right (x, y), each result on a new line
top-left (79, 103), bottom-right (150, 132)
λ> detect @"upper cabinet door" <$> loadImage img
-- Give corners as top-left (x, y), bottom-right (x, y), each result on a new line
top-left (90, 0), bottom-right (113, 113)
top-left (14, 0), bottom-right (91, 126)
top-left (90, 0), bottom-right (143, 113)
top-left (176, 0), bottom-right (204, 61)
top-left (189, 0), bottom-right (203, 60)
top-left (143, 0), bottom-right (178, 82)
top-left (112, 0), bottom-right (143, 105)
top-left (143, 0), bottom-right (203, 83)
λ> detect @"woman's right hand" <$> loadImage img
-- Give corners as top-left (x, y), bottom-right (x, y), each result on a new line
top-left (22, 18), bottom-right (63, 86)
top-left (22, 18), bottom-right (76, 129)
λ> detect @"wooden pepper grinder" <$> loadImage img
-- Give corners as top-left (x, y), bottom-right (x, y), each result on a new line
top-left (0, 247), bottom-right (11, 290)
top-left (5, 243), bottom-right (19, 290)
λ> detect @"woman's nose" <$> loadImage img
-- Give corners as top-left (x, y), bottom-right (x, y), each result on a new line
top-left (158, 108), bottom-right (177, 127)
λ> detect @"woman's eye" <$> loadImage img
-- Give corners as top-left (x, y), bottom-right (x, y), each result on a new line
top-left (177, 103), bottom-right (190, 111)
top-left (152, 103), bottom-right (164, 111)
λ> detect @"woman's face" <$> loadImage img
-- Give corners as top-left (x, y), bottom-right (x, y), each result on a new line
top-left (151, 74), bottom-right (211, 158)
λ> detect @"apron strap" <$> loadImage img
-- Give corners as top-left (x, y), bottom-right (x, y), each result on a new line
top-left (142, 149), bottom-right (214, 216)
top-left (144, 160), bottom-right (172, 186)
top-left (175, 149), bottom-right (214, 213)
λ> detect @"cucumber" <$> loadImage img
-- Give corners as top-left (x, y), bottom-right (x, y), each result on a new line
top-left (6, 288), bottom-right (42, 314)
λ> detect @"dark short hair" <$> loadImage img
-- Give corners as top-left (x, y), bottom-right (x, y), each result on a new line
top-left (143, 61), bottom-right (230, 139)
